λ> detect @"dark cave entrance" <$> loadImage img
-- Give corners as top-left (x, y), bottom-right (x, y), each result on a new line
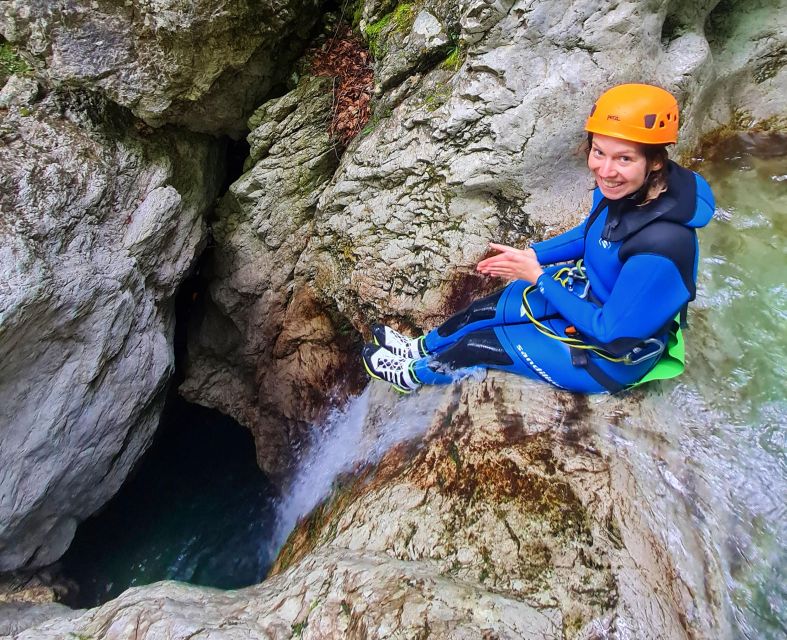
top-left (58, 259), bottom-right (279, 608)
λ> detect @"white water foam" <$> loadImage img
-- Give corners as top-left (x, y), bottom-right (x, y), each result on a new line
top-left (265, 385), bottom-right (446, 559)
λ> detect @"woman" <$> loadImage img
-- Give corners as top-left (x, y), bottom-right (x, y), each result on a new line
top-left (362, 84), bottom-right (715, 394)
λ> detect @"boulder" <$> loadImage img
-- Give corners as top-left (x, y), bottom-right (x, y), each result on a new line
top-left (0, 85), bottom-right (224, 570)
top-left (0, 572), bottom-right (83, 637)
top-left (0, 0), bottom-right (323, 136)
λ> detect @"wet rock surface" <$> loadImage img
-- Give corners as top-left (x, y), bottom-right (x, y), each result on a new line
top-left (181, 0), bottom-right (785, 480)
top-left (0, 0), bottom-right (322, 136)
top-left (6, 377), bottom-right (726, 639)
top-left (0, 86), bottom-right (223, 570)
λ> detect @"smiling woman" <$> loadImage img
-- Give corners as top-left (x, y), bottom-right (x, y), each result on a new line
top-left (362, 84), bottom-right (715, 394)
top-left (588, 135), bottom-right (660, 200)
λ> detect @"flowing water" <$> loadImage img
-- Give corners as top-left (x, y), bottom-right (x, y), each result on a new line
top-left (60, 134), bottom-right (785, 637)
top-left (682, 133), bottom-right (786, 638)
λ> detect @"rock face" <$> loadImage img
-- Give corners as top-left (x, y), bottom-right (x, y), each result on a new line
top-left (180, 74), bottom-right (364, 479)
top-left (7, 377), bottom-right (728, 639)
top-left (183, 0), bottom-right (786, 477)
top-left (306, 0), bottom-right (787, 332)
top-left (0, 0), bottom-right (323, 136)
top-left (0, 84), bottom-right (224, 570)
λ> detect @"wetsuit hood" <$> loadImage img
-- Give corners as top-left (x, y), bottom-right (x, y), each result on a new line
top-left (601, 161), bottom-right (714, 242)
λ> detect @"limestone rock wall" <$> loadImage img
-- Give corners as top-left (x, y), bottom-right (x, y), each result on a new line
top-left (0, 0), bottom-right (323, 136)
top-left (306, 0), bottom-right (787, 332)
top-left (0, 84), bottom-right (224, 570)
top-left (180, 74), bottom-right (364, 479)
top-left (182, 0), bottom-right (785, 477)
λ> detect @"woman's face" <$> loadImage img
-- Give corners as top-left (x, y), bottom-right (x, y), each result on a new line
top-left (587, 134), bottom-right (659, 200)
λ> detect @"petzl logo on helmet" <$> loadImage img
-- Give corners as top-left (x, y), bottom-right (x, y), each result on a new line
top-left (607, 115), bottom-right (620, 121)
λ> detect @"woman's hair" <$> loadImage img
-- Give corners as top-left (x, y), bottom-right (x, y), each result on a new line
top-left (585, 133), bottom-right (670, 205)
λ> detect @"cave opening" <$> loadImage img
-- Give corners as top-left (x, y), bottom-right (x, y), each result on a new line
top-left (58, 263), bottom-right (279, 608)
top-left (58, 392), bottom-right (279, 609)
top-left (58, 232), bottom-right (278, 608)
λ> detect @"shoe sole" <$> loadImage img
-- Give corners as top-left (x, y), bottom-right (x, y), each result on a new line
top-left (362, 354), bottom-right (413, 395)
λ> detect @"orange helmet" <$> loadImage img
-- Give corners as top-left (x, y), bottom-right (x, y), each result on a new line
top-left (585, 84), bottom-right (679, 145)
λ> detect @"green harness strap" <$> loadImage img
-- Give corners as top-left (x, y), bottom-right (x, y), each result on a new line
top-left (630, 320), bottom-right (686, 387)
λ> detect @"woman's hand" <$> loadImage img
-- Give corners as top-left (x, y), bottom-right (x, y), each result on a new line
top-left (476, 243), bottom-right (544, 283)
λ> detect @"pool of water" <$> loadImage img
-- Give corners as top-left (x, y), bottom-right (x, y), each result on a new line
top-left (613, 132), bottom-right (786, 639)
top-left (60, 396), bottom-right (278, 608)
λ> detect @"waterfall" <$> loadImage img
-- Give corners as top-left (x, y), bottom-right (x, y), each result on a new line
top-left (267, 385), bottom-right (447, 557)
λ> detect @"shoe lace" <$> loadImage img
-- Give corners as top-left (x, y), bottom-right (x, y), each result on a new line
top-left (385, 327), bottom-right (417, 358)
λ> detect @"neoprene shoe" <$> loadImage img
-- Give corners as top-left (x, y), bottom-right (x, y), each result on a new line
top-left (371, 323), bottom-right (426, 359)
top-left (362, 344), bottom-right (420, 393)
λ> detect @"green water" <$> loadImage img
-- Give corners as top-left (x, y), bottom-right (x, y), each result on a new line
top-left (686, 133), bottom-right (786, 638)
top-left (60, 397), bottom-right (278, 608)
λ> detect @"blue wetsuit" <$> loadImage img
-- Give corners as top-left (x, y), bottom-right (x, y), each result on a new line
top-left (412, 161), bottom-right (715, 393)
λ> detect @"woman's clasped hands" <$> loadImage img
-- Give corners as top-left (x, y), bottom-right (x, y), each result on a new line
top-left (476, 243), bottom-right (545, 284)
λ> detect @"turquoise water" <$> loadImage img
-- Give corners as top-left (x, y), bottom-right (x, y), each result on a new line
top-left (686, 133), bottom-right (786, 638)
top-left (60, 397), bottom-right (278, 608)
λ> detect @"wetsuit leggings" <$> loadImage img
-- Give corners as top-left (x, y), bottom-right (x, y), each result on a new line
top-left (410, 280), bottom-right (657, 393)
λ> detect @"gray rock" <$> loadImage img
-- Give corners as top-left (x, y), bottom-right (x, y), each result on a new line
top-left (0, 88), bottom-right (223, 570)
top-left (0, 602), bottom-right (79, 636)
top-left (305, 0), bottom-right (787, 335)
top-left (362, 2), bottom-right (460, 92)
top-left (180, 75), bottom-right (358, 479)
top-left (6, 377), bottom-right (729, 638)
top-left (0, 0), bottom-right (323, 136)
top-left (0, 74), bottom-right (38, 108)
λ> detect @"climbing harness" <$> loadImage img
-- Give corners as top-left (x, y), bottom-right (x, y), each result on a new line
top-left (520, 261), bottom-right (684, 392)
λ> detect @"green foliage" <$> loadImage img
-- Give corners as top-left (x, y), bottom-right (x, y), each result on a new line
top-left (442, 44), bottom-right (464, 71)
top-left (291, 619), bottom-right (308, 637)
top-left (392, 3), bottom-right (416, 32)
top-left (0, 41), bottom-right (30, 82)
top-left (365, 13), bottom-right (392, 59)
top-left (364, 3), bottom-right (417, 60)
top-left (352, 0), bottom-right (365, 29)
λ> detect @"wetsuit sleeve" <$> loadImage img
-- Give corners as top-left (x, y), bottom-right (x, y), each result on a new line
top-left (536, 254), bottom-right (691, 345)
top-left (531, 189), bottom-right (605, 265)
top-left (531, 222), bottom-right (585, 264)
